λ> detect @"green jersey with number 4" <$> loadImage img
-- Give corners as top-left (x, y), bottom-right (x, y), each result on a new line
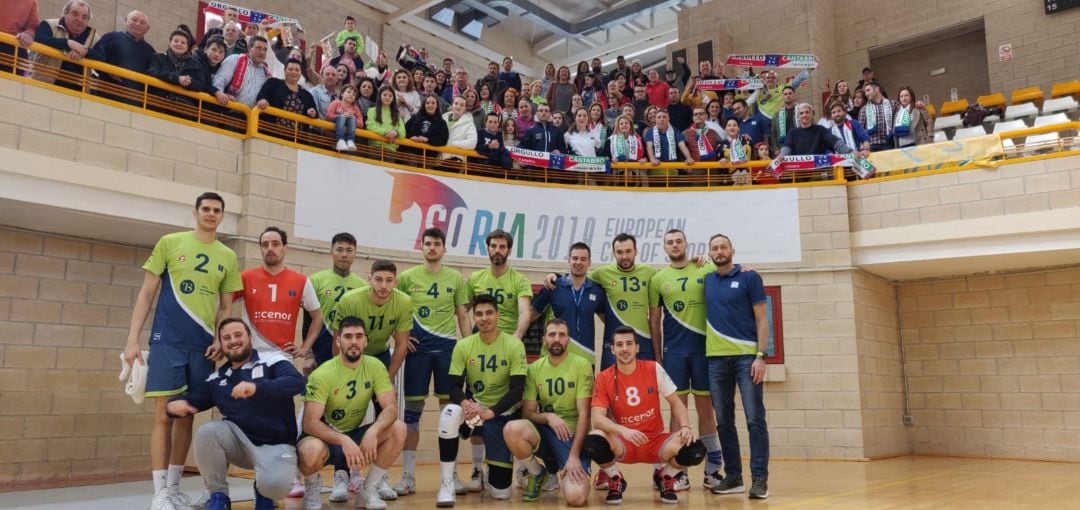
top-left (449, 332), bottom-right (527, 411)
top-left (397, 266), bottom-right (468, 353)
top-left (304, 355), bottom-right (394, 432)
top-left (467, 267), bottom-right (533, 335)
top-left (524, 354), bottom-right (594, 430)
top-left (333, 287), bottom-right (413, 355)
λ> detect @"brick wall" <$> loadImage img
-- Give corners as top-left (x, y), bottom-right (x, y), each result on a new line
top-left (853, 270), bottom-right (908, 458)
top-left (869, 30), bottom-right (991, 107)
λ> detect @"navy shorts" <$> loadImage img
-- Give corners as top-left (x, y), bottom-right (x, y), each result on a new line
top-left (403, 350), bottom-right (453, 400)
top-left (371, 349), bottom-right (391, 368)
top-left (530, 423), bottom-right (590, 473)
top-left (146, 343), bottom-right (213, 398)
top-left (324, 424), bottom-right (373, 471)
top-left (469, 411), bottom-right (519, 469)
top-left (662, 352), bottom-right (710, 394)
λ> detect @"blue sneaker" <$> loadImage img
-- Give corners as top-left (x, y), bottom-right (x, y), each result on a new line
top-left (254, 484), bottom-right (275, 510)
top-left (206, 491), bottom-right (231, 510)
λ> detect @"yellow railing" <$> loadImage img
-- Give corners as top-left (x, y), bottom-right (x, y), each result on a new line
top-left (2, 31), bottom-right (1078, 190)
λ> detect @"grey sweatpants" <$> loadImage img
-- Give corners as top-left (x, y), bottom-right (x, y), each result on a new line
top-left (194, 420), bottom-right (297, 500)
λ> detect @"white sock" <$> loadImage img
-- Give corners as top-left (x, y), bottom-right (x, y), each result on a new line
top-left (440, 461), bottom-right (456, 481)
top-left (522, 456), bottom-right (543, 475)
top-left (662, 465), bottom-right (679, 477)
top-left (152, 469), bottom-right (168, 493)
top-left (602, 465), bottom-right (619, 477)
top-left (167, 465), bottom-right (183, 490)
top-left (305, 473), bottom-right (320, 486)
top-left (700, 433), bottom-right (722, 473)
top-left (471, 444), bottom-right (485, 469)
top-left (365, 466), bottom-right (387, 491)
top-left (403, 451), bottom-right (417, 475)
top-left (654, 463), bottom-right (664, 471)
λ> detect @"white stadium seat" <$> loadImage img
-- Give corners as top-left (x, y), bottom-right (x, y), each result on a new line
top-left (1034, 113), bottom-right (1070, 127)
top-left (1004, 102), bottom-right (1039, 121)
top-left (934, 114), bottom-right (963, 131)
top-left (954, 126), bottom-right (988, 140)
top-left (993, 120), bottom-right (1028, 152)
top-left (1041, 96), bottom-right (1079, 116)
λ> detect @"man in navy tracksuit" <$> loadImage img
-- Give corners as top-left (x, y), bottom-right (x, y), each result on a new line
top-left (520, 103), bottom-right (566, 153)
top-left (167, 318), bottom-right (306, 510)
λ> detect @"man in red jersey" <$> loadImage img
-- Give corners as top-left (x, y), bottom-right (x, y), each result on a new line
top-left (584, 326), bottom-right (705, 505)
top-left (235, 226), bottom-right (323, 359)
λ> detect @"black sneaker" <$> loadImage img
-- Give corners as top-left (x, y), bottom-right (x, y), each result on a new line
top-left (652, 467), bottom-right (662, 491)
top-left (605, 473), bottom-right (627, 505)
top-left (710, 474), bottom-right (745, 495)
top-left (658, 474), bottom-right (678, 504)
top-left (749, 477), bottom-right (769, 499)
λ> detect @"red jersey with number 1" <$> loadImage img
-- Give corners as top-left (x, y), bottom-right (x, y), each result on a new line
top-left (592, 360), bottom-right (677, 435)
top-left (235, 267), bottom-right (320, 353)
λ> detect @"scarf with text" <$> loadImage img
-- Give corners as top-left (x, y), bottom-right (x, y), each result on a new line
top-left (652, 125), bottom-right (678, 160)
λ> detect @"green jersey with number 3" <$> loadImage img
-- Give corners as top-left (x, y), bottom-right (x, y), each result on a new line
top-left (524, 354), bottom-right (594, 430)
top-left (466, 267), bottom-right (533, 335)
top-left (449, 332), bottom-right (527, 411)
top-left (332, 287), bottom-right (413, 355)
top-left (304, 355), bottom-right (393, 432)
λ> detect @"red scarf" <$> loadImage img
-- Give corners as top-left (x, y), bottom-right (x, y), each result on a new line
top-left (228, 54), bottom-right (267, 95)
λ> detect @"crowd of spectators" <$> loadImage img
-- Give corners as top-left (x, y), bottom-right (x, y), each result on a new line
top-left (1, 0), bottom-right (940, 182)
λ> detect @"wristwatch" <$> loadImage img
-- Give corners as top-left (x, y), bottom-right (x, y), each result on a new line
top-left (755, 351), bottom-right (766, 359)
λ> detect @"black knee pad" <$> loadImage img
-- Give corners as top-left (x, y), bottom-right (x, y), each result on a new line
top-left (584, 434), bottom-right (615, 465)
top-left (675, 440), bottom-right (706, 467)
top-left (488, 465), bottom-right (512, 490)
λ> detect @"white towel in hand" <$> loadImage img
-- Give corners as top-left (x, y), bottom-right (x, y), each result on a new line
top-left (119, 351), bottom-right (149, 404)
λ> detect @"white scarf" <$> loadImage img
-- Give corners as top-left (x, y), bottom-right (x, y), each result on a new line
top-left (611, 133), bottom-right (640, 161)
top-left (894, 106), bottom-right (911, 128)
top-left (778, 106), bottom-right (791, 140)
top-left (865, 98), bottom-right (893, 132)
top-left (728, 136), bottom-right (747, 163)
top-left (652, 125), bottom-right (677, 160)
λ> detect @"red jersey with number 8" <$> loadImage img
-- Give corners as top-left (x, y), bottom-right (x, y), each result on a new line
top-left (592, 360), bottom-right (677, 435)
top-left (235, 267), bottom-right (320, 353)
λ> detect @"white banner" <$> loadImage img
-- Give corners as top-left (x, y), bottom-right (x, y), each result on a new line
top-left (294, 151), bottom-right (802, 265)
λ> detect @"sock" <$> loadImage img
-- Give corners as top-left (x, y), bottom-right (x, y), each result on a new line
top-left (403, 451), bottom-right (417, 475)
top-left (305, 473), bottom-right (320, 487)
top-left (440, 461), bottom-right (456, 481)
top-left (167, 465), bottom-right (183, 490)
top-left (152, 469), bottom-right (168, 493)
top-left (522, 456), bottom-right (543, 476)
top-left (654, 463), bottom-right (664, 471)
top-left (365, 466), bottom-right (387, 491)
top-left (701, 433), bottom-right (722, 473)
top-left (662, 465), bottom-right (679, 478)
top-left (471, 444), bottom-right (485, 469)
top-left (602, 465), bottom-right (619, 477)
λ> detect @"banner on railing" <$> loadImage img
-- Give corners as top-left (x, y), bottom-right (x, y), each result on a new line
top-left (767, 154), bottom-right (876, 179)
top-left (294, 151), bottom-right (802, 264)
top-left (508, 147), bottom-right (611, 173)
top-left (868, 135), bottom-right (1004, 175)
top-left (725, 53), bottom-right (819, 69)
top-left (697, 78), bottom-right (765, 91)
top-left (205, 1), bottom-right (303, 30)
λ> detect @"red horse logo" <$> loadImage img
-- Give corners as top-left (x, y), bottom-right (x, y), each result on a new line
top-left (387, 172), bottom-right (469, 249)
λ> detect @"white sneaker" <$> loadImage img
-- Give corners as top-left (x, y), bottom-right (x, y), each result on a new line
top-left (674, 471), bottom-right (690, 491)
top-left (151, 487), bottom-right (178, 510)
top-left (514, 465), bottom-right (527, 488)
top-left (356, 486), bottom-right (387, 510)
top-left (703, 471), bottom-right (722, 489)
top-left (376, 474), bottom-right (398, 500)
top-left (349, 470), bottom-right (364, 493)
top-left (393, 472), bottom-right (415, 495)
top-left (542, 473), bottom-right (560, 492)
top-left (167, 488), bottom-right (194, 508)
top-left (436, 478), bottom-right (456, 507)
top-left (466, 467), bottom-right (484, 492)
top-left (453, 472), bottom-right (466, 495)
top-left (289, 476), bottom-right (306, 498)
top-left (336, 140), bottom-right (348, 151)
top-left (347, 140), bottom-right (357, 150)
top-left (486, 484), bottom-right (512, 500)
top-left (330, 470), bottom-right (350, 502)
top-left (303, 474), bottom-right (323, 510)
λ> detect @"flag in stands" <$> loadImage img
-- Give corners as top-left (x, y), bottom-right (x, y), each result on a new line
top-left (508, 147), bottom-right (611, 173)
top-left (697, 78), bottom-right (765, 91)
top-left (767, 154), bottom-right (875, 179)
top-left (205, 1), bottom-right (303, 29)
top-left (725, 53), bottom-right (819, 69)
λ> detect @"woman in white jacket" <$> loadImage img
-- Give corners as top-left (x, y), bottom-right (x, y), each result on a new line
top-left (441, 95), bottom-right (477, 161)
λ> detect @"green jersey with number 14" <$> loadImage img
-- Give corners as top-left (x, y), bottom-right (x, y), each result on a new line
top-left (449, 332), bottom-right (527, 412)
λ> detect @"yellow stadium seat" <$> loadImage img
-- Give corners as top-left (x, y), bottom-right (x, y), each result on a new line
top-left (1010, 86), bottom-right (1044, 105)
top-left (976, 92), bottom-right (1006, 109)
top-left (926, 103), bottom-right (936, 117)
top-left (1050, 80), bottom-right (1080, 98)
top-left (939, 99), bottom-right (969, 116)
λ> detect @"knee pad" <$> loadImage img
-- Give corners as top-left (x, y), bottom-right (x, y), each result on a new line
top-left (438, 404), bottom-right (464, 439)
top-left (674, 440), bottom-right (706, 467)
top-left (487, 465), bottom-right (512, 491)
top-left (583, 434), bottom-right (615, 465)
top-left (404, 400), bottom-right (425, 432)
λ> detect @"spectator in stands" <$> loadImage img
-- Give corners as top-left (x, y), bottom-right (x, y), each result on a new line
top-left (434, 69), bottom-right (447, 95)
top-left (630, 84), bottom-right (650, 123)
top-left (515, 99), bottom-right (535, 139)
top-left (685, 107), bottom-right (722, 163)
top-left (705, 98), bottom-right (724, 134)
top-left (476, 112), bottom-right (512, 169)
top-left (411, 67), bottom-right (425, 91)
top-left (615, 73), bottom-right (633, 101)
top-left (770, 85), bottom-right (798, 153)
top-left (212, 35), bottom-right (270, 107)
top-left (32, 0), bottom-right (103, 89)
top-left (756, 69), bottom-right (810, 118)
top-left (857, 67), bottom-right (885, 97)
top-left (464, 88), bottom-right (485, 128)
top-left (476, 61), bottom-right (505, 98)
top-left (477, 82), bottom-right (501, 118)
top-left (521, 103), bottom-right (565, 153)
top-left (268, 45), bottom-right (313, 86)
top-left (698, 59), bottom-right (719, 80)
top-left (645, 69), bottom-right (670, 109)
top-left (721, 117), bottom-right (754, 186)
top-left (502, 119), bottom-right (518, 149)
top-left (194, 35), bottom-right (225, 98)
top-left (668, 57), bottom-right (691, 91)
top-left (667, 87), bottom-right (692, 132)
top-left (540, 62), bottom-right (555, 96)
top-left (608, 113), bottom-right (645, 182)
top-left (441, 95), bottom-right (477, 162)
top-left (499, 87), bottom-right (518, 122)
top-left (335, 15), bottom-right (362, 51)
top-left (581, 73), bottom-right (606, 110)
top-left (242, 21), bottom-right (259, 40)
top-left (442, 67), bottom-right (469, 103)
top-left (256, 58), bottom-right (317, 127)
top-left (621, 103), bottom-right (645, 134)
top-left (627, 60), bottom-right (646, 87)
top-left (391, 68), bottom-right (420, 121)
top-left (403, 94), bottom-right (449, 157)
top-left (732, 98), bottom-right (771, 146)
top-left (893, 86), bottom-right (932, 148)
top-left (858, 81), bottom-right (894, 152)
top-left (420, 73), bottom-right (448, 114)
top-left (368, 85), bottom-right (405, 151)
top-left (825, 79), bottom-right (853, 113)
top-left (567, 61), bottom-right (585, 92)
top-left (849, 87), bottom-right (865, 120)
top-left (308, 65), bottom-right (339, 119)
top-left (334, 63), bottom-right (351, 91)
top-left (330, 37), bottom-right (363, 75)
top-left (588, 102), bottom-right (608, 140)
top-left (752, 142), bottom-right (778, 185)
top-left (327, 84), bottom-right (364, 151)
top-left (442, 57), bottom-right (453, 77)
top-left (822, 101), bottom-right (870, 157)
top-left (547, 66), bottom-right (576, 115)
top-left (500, 57), bottom-right (522, 94)
top-left (645, 110), bottom-right (694, 179)
top-left (565, 107), bottom-right (603, 158)
top-left (552, 111), bottom-right (566, 131)
top-left (366, 50), bottom-right (392, 88)
top-left (604, 83), bottom-right (624, 125)
top-left (681, 76), bottom-right (717, 111)
top-left (780, 103), bottom-right (852, 157)
top-left (147, 28), bottom-right (201, 105)
top-left (641, 105), bottom-right (659, 136)
top-left (356, 76), bottom-right (377, 114)
top-left (608, 55), bottom-right (628, 83)
top-left (528, 81), bottom-right (546, 110)
top-left (1, 0), bottom-right (39, 73)
top-left (722, 91), bottom-right (738, 121)
top-left (221, 21), bottom-right (246, 56)
top-left (567, 93), bottom-right (585, 118)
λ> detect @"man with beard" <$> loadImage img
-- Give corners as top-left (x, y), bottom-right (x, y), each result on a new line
top-left (166, 319), bottom-right (306, 510)
top-left (531, 242), bottom-right (606, 360)
top-left (298, 316), bottom-right (407, 510)
top-left (503, 319), bottom-right (593, 505)
top-left (648, 229), bottom-right (722, 491)
top-left (332, 260), bottom-right (412, 377)
top-left (393, 227), bottom-right (471, 496)
top-left (436, 294), bottom-right (528, 506)
top-left (703, 234), bottom-right (771, 500)
top-left (235, 227), bottom-right (323, 360)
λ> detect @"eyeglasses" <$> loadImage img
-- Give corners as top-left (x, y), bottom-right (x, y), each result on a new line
top-left (693, 111), bottom-right (706, 116)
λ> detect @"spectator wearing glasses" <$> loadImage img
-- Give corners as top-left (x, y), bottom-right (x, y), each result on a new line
top-left (685, 108), bottom-right (723, 163)
top-left (442, 67), bottom-right (470, 103)
top-left (220, 21), bottom-right (246, 57)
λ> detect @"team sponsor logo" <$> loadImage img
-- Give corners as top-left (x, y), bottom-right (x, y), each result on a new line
top-left (331, 409), bottom-right (345, 421)
top-left (254, 311), bottom-right (293, 321)
top-left (673, 301), bottom-right (685, 312)
top-left (618, 407), bottom-right (655, 424)
top-left (473, 380), bottom-right (485, 392)
top-left (179, 280), bottom-right (196, 294)
top-left (418, 306), bottom-right (431, 318)
top-left (178, 255), bottom-right (186, 263)
top-left (325, 289), bottom-right (332, 296)
top-left (616, 299), bottom-right (629, 311)
top-left (289, 290), bottom-right (297, 297)
top-left (468, 359), bottom-right (477, 365)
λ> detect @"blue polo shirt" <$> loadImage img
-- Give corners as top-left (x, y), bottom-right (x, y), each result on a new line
top-left (738, 112), bottom-right (772, 146)
top-left (532, 275), bottom-right (605, 360)
top-left (704, 264), bottom-right (767, 357)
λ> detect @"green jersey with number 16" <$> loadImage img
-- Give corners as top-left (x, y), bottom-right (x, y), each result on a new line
top-left (466, 267), bottom-right (533, 335)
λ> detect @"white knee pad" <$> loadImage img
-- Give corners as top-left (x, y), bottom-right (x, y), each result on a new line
top-left (438, 404), bottom-right (464, 439)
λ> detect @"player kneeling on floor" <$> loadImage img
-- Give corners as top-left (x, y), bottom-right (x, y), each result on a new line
top-left (586, 326), bottom-right (706, 505)
top-left (436, 294), bottom-right (528, 507)
top-left (503, 319), bottom-right (593, 506)
top-left (166, 319), bottom-right (306, 510)
top-left (297, 316), bottom-right (406, 510)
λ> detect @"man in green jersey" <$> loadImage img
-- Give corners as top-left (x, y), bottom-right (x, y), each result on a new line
top-left (303, 232), bottom-right (368, 370)
top-left (124, 192), bottom-right (243, 510)
top-left (649, 229), bottom-right (722, 491)
top-left (298, 316), bottom-right (407, 510)
top-left (394, 227), bottom-right (471, 496)
top-left (332, 260), bottom-right (412, 379)
top-left (584, 233), bottom-right (656, 370)
top-left (503, 319), bottom-right (593, 505)
top-left (436, 294), bottom-right (528, 507)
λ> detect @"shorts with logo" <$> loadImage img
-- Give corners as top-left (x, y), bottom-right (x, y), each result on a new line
top-left (146, 343), bottom-right (213, 397)
top-left (616, 431), bottom-right (673, 465)
top-left (528, 423), bottom-right (591, 473)
top-left (662, 352), bottom-right (710, 395)
top-left (403, 349), bottom-right (453, 400)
